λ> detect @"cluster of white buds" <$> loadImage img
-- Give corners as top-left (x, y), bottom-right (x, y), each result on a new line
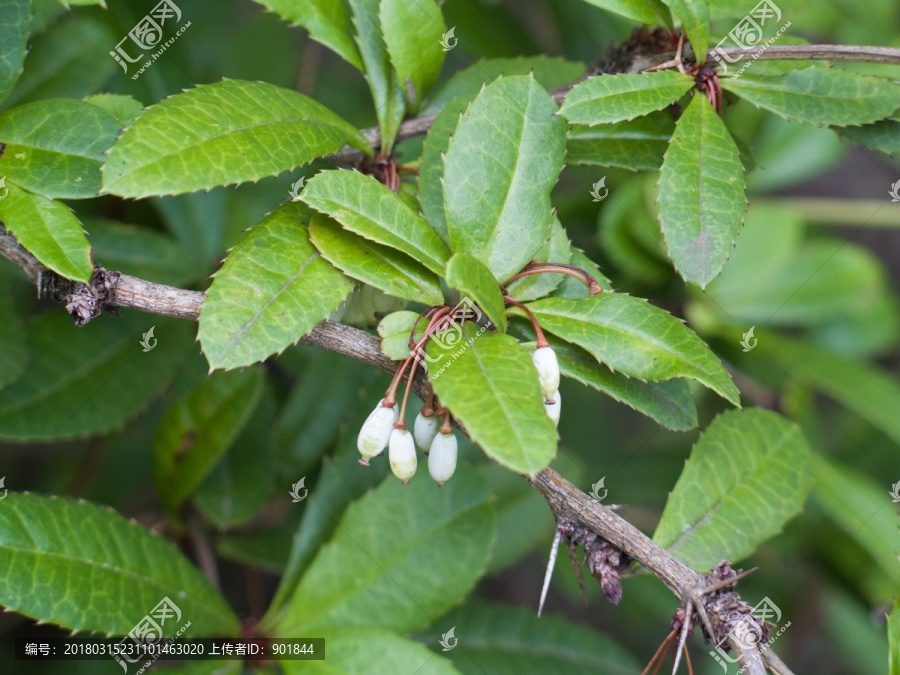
top-left (358, 396), bottom-right (458, 486)
top-left (532, 345), bottom-right (561, 427)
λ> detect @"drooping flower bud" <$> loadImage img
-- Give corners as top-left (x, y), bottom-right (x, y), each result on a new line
top-left (428, 432), bottom-right (458, 486)
top-left (357, 399), bottom-right (398, 465)
top-left (413, 411), bottom-right (441, 452)
top-left (544, 389), bottom-right (561, 427)
top-left (389, 427), bottom-right (417, 484)
top-left (532, 346), bottom-right (560, 401)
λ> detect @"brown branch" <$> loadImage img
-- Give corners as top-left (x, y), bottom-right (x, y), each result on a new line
top-left (0, 224), bottom-right (790, 673)
top-left (710, 43), bottom-right (900, 65)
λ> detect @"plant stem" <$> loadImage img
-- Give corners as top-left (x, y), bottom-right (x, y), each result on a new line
top-left (503, 296), bottom-right (549, 347)
top-left (502, 263), bottom-right (603, 295)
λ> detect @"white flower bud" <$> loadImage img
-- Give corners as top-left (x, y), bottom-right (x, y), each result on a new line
top-left (389, 427), bottom-right (417, 484)
top-left (428, 432), bottom-right (458, 486)
top-left (357, 399), bottom-right (399, 464)
top-left (544, 389), bottom-right (561, 427)
top-left (532, 346), bottom-right (560, 401)
top-left (413, 412), bottom-right (441, 452)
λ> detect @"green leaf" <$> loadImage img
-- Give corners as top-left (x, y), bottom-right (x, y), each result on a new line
top-left (890, 601), bottom-right (900, 675)
top-left (567, 113), bottom-right (675, 170)
top-left (443, 75), bottom-right (566, 281)
top-left (102, 79), bottom-right (370, 198)
top-left (722, 67), bottom-right (900, 127)
top-left (84, 93), bottom-right (144, 125)
top-left (423, 56), bottom-right (585, 117)
top-left (758, 334), bottom-right (900, 445)
top-left (301, 169), bottom-right (450, 275)
top-left (309, 213), bottom-right (444, 305)
top-left (836, 118), bottom-right (900, 155)
top-left (377, 310), bottom-right (423, 359)
top-left (86, 219), bottom-right (197, 287)
top-left (273, 466), bottom-right (495, 634)
top-left (0, 492), bottom-right (240, 636)
top-left (0, 0), bottom-right (29, 105)
top-left (510, 319), bottom-right (696, 431)
top-left (153, 369), bottom-right (264, 514)
top-left (3, 14), bottom-right (117, 109)
top-left (252, 0), bottom-right (363, 70)
top-left (415, 602), bottom-right (640, 674)
top-left (812, 455), bottom-right (900, 584)
top-left (199, 202), bottom-right (353, 371)
top-left (506, 217), bottom-right (571, 302)
top-left (418, 95), bottom-right (467, 241)
top-left (550, 247), bottom-right (613, 298)
top-left (281, 628), bottom-right (458, 675)
top-left (662, 0), bottom-right (709, 63)
top-left (653, 409), bottom-right (812, 571)
top-left (0, 184), bottom-right (92, 282)
top-left (0, 282), bottom-right (26, 390)
top-left (445, 252), bottom-right (507, 332)
top-left (0, 99), bottom-right (120, 199)
top-left (195, 385), bottom-right (276, 527)
top-left (379, 0), bottom-right (445, 108)
top-left (426, 325), bottom-right (558, 475)
top-left (658, 93), bottom-right (746, 288)
top-left (580, 0), bottom-right (672, 26)
top-left (0, 315), bottom-right (187, 440)
top-left (348, 0), bottom-right (405, 152)
top-left (522, 294), bottom-right (740, 405)
top-left (559, 72), bottom-right (694, 126)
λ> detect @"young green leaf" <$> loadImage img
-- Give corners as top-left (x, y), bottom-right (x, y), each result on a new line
top-left (0, 492), bottom-right (240, 636)
top-left (0, 0), bottom-right (29, 105)
top-left (418, 95), bottom-right (467, 241)
top-left (510, 320), bottom-right (696, 431)
top-left (653, 409), bottom-right (811, 571)
top-left (0, 183), bottom-right (92, 282)
top-left (445, 252), bottom-right (507, 332)
top-left (812, 455), bottom-right (900, 584)
top-left (348, 0), bottom-right (405, 152)
top-left (301, 169), bottom-right (450, 275)
top-left (281, 628), bottom-right (457, 675)
top-left (505, 218), bottom-right (571, 302)
top-left (559, 72), bottom-right (694, 126)
top-left (84, 93), bottom-right (144, 125)
top-left (0, 99), bottom-right (120, 199)
top-left (836, 117), bottom-right (900, 155)
top-left (426, 325), bottom-right (558, 475)
top-left (722, 67), bottom-right (900, 127)
top-left (102, 79), bottom-right (370, 198)
top-left (580, 0), bottom-right (672, 26)
top-left (567, 113), bottom-right (675, 170)
top-left (415, 602), bottom-right (640, 674)
top-left (273, 466), bottom-right (495, 634)
top-left (379, 0), bottom-right (446, 109)
top-left (377, 310), bottom-right (424, 359)
top-left (153, 369), bottom-right (264, 514)
top-left (522, 294), bottom-right (740, 405)
top-left (443, 75), bottom-right (566, 281)
top-left (309, 213), bottom-right (444, 305)
top-left (662, 0), bottom-right (709, 63)
top-left (658, 93), bottom-right (746, 288)
top-left (252, 0), bottom-right (363, 70)
top-left (199, 203), bottom-right (354, 371)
